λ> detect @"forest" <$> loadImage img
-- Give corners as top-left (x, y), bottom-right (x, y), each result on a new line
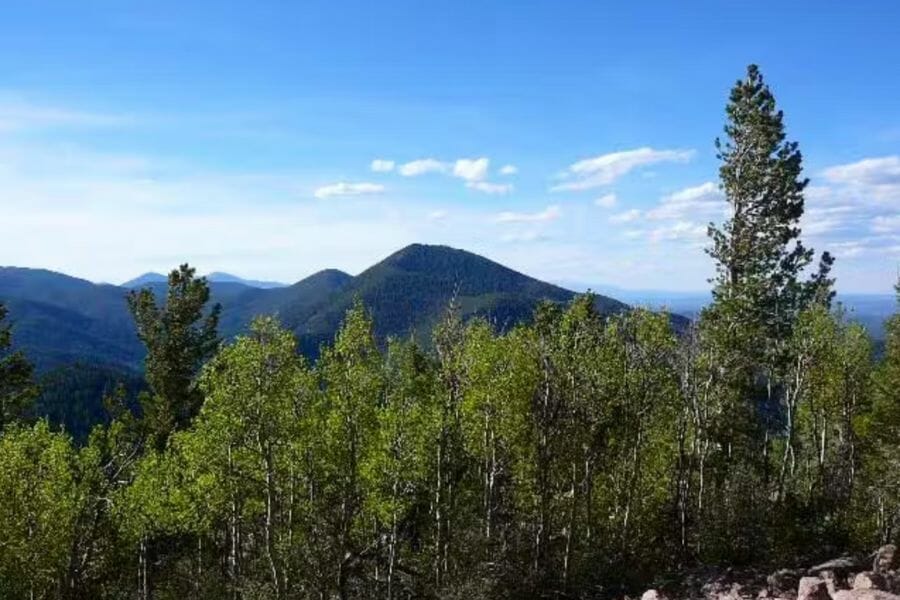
top-left (0, 65), bottom-right (898, 600)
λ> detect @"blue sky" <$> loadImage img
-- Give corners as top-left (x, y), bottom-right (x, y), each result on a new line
top-left (1, 1), bottom-right (898, 292)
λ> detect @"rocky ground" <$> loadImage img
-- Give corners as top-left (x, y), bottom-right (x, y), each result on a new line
top-left (640, 545), bottom-right (899, 600)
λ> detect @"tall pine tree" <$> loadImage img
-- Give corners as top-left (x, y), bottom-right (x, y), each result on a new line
top-left (0, 302), bottom-right (37, 430)
top-left (708, 63), bottom-right (832, 351)
top-left (127, 264), bottom-right (221, 446)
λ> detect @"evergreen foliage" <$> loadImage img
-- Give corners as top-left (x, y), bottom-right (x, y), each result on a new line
top-left (127, 264), bottom-right (221, 445)
top-left (0, 302), bottom-right (37, 429)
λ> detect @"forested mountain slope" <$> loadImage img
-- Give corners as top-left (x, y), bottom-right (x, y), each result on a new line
top-left (0, 244), bottom-right (633, 371)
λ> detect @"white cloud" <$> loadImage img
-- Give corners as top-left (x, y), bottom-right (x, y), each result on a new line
top-left (609, 209), bottom-right (642, 223)
top-left (370, 159), bottom-right (395, 173)
top-left (467, 181), bottom-right (513, 195)
top-left (594, 193), bottom-right (617, 208)
top-left (829, 240), bottom-right (869, 259)
top-left (646, 181), bottom-right (723, 221)
top-left (495, 205), bottom-right (561, 223)
top-left (648, 221), bottom-right (708, 244)
top-left (871, 214), bottom-right (900, 234)
top-left (453, 157), bottom-right (489, 182)
top-left (552, 147), bottom-right (695, 192)
top-left (393, 156), bottom-right (505, 192)
top-left (801, 205), bottom-right (854, 236)
top-left (313, 182), bottom-right (385, 199)
top-left (819, 156), bottom-right (900, 205)
top-left (427, 209), bottom-right (448, 221)
top-left (398, 158), bottom-right (449, 177)
top-left (823, 156), bottom-right (900, 187)
top-left (499, 164), bottom-right (518, 176)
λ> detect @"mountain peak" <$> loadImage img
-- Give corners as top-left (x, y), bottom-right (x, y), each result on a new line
top-left (121, 272), bottom-right (167, 288)
top-left (378, 243), bottom-right (508, 274)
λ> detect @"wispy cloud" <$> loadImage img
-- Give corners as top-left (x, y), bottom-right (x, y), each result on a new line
top-left (499, 164), bottom-right (518, 176)
top-left (501, 230), bottom-right (548, 243)
top-left (871, 214), bottom-right (900, 234)
top-left (609, 209), bottom-right (641, 223)
top-left (594, 193), bottom-right (617, 208)
top-left (394, 156), bottom-right (510, 193)
top-left (646, 181), bottom-right (723, 220)
top-left (0, 96), bottom-right (128, 132)
top-left (370, 159), bottom-right (395, 173)
top-left (552, 147), bottom-right (694, 192)
top-left (468, 181), bottom-right (513, 195)
top-left (313, 182), bottom-right (385, 199)
top-left (398, 156), bottom-right (490, 181)
top-left (398, 158), bottom-right (449, 177)
top-left (823, 155), bottom-right (900, 187)
top-left (801, 205), bottom-right (854, 236)
top-left (648, 221), bottom-right (708, 244)
top-left (495, 204), bottom-right (560, 223)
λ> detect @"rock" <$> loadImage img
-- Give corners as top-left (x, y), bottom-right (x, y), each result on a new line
top-left (810, 557), bottom-right (867, 577)
top-left (874, 546), bottom-right (899, 574)
top-left (642, 589), bottom-right (668, 600)
top-left (821, 570), bottom-right (846, 596)
top-left (855, 572), bottom-right (888, 591)
top-left (832, 590), bottom-right (900, 600)
top-left (702, 579), bottom-right (747, 600)
top-left (798, 577), bottom-right (831, 600)
top-left (718, 582), bottom-right (746, 600)
top-left (769, 569), bottom-right (802, 596)
top-left (887, 573), bottom-right (900, 594)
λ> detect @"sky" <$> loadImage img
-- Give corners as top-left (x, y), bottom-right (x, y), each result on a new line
top-left (1, 1), bottom-right (899, 293)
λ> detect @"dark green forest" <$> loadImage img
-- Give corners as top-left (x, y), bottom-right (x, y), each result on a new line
top-left (0, 66), bottom-right (898, 600)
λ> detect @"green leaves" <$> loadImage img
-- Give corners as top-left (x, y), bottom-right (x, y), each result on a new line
top-left (0, 422), bottom-right (78, 597)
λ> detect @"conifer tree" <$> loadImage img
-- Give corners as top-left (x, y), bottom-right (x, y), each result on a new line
top-left (127, 264), bottom-right (221, 446)
top-left (0, 302), bottom-right (37, 430)
top-left (707, 64), bottom-right (833, 353)
top-left (696, 64), bottom-right (837, 561)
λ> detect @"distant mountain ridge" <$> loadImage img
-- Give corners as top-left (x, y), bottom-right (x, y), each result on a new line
top-left (1, 245), bottom-right (631, 373)
top-left (122, 271), bottom-right (287, 289)
top-left (121, 272), bottom-right (167, 287)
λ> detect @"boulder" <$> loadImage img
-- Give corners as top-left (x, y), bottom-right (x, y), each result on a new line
top-left (810, 557), bottom-right (867, 578)
top-left (642, 589), bottom-right (668, 600)
top-left (883, 573), bottom-right (900, 595)
top-left (855, 572), bottom-right (888, 591)
top-left (798, 577), bottom-right (830, 600)
top-left (769, 569), bottom-right (802, 596)
top-left (874, 546), bottom-right (898, 574)
top-left (716, 582), bottom-right (746, 600)
top-left (832, 590), bottom-right (900, 600)
top-left (821, 570), bottom-right (846, 596)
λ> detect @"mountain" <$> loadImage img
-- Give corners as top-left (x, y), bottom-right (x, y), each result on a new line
top-left (280, 244), bottom-right (630, 355)
top-left (206, 272), bottom-right (287, 289)
top-left (0, 267), bottom-right (144, 372)
top-left (121, 272), bottom-right (167, 287)
top-left (1, 245), bottom-right (634, 373)
top-left (124, 271), bottom-right (287, 289)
